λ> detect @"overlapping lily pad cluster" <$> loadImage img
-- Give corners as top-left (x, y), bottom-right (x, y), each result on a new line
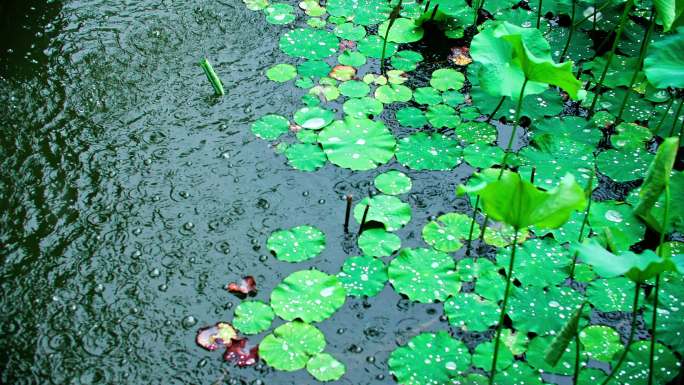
top-left (199, 0), bottom-right (684, 383)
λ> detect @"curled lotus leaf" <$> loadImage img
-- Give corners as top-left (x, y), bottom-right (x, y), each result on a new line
top-left (270, 269), bottom-right (346, 323)
top-left (388, 248), bottom-right (460, 303)
top-left (267, 225), bottom-right (325, 262)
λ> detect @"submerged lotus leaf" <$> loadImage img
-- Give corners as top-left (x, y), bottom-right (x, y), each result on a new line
top-left (318, 117), bottom-right (396, 170)
top-left (342, 97), bottom-right (383, 118)
top-left (422, 212), bottom-right (472, 252)
top-left (472, 341), bottom-right (514, 371)
top-left (526, 335), bottom-right (578, 376)
top-left (334, 22), bottom-right (366, 40)
top-left (267, 225), bottom-right (325, 262)
top-left (610, 341), bottom-right (680, 385)
top-left (413, 87), bottom-right (442, 105)
top-left (391, 50), bottom-right (424, 71)
top-left (426, 104), bottom-right (461, 128)
top-left (587, 277), bottom-right (636, 312)
top-left (264, 3), bottom-right (295, 24)
top-left (396, 132), bottom-right (461, 171)
top-left (388, 331), bottom-right (470, 385)
top-left (232, 301), bottom-right (275, 335)
top-left (306, 352), bottom-right (346, 381)
top-left (378, 18), bottom-right (424, 43)
top-left (266, 63), bottom-right (297, 82)
top-left (463, 143), bottom-right (505, 169)
top-left (454, 121), bottom-right (498, 144)
top-left (395, 107), bottom-right (427, 128)
top-left (259, 321), bottom-right (326, 371)
top-left (196, 322), bottom-right (237, 351)
top-left (280, 28), bottom-right (339, 59)
top-left (647, 273), bottom-right (684, 355)
top-left (338, 50), bottom-right (367, 67)
top-left (326, 0), bottom-right (391, 25)
top-left (644, 27), bottom-right (684, 89)
top-left (285, 143), bottom-right (326, 172)
top-left (338, 80), bottom-right (369, 97)
top-left (374, 84), bottom-right (412, 103)
top-left (337, 255), bottom-right (387, 297)
top-left (357, 228), bottom-right (401, 257)
top-left (298, 60), bottom-right (331, 78)
top-left (444, 293), bottom-right (499, 331)
top-left (497, 238), bottom-right (570, 288)
top-left (508, 285), bottom-right (583, 335)
top-left (353, 195), bottom-right (411, 231)
top-left (251, 114), bottom-right (289, 140)
top-left (358, 35), bottom-right (397, 58)
top-left (294, 106), bottom-right (334, 130)
top-left (596, 148), bottom-right (655, 183)
top-left (579, 325), bottom-right (622, 362)
top-left (270, 270), bottom-right (346, 323)
top-left (388, 248), bottom-right (460, 303)
top-left (374, 170), bottom-right (412, 195)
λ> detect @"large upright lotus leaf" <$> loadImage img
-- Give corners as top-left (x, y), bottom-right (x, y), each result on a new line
top-left (444, 293), bottom-right (500, 331)
top-left (526, 335), bottom-right (578, 376)
top-left (496, 237), bottom-right (570, 287)
top-left (270, 270), bottom-right (346, 322)
top-left (337, 255), bottom-right (387, 297)
top-left (306, 353), bottom-right (346, 381)
top-left (647, 273), bottom-right (684, 355)
top-left (430, 68), bottom-right (465, 91)
top-left (508, 285), bottom-right (584, 335)
top-left (251, 114), bottom-right (290, 140)
top-left (579, 325), bottom-right (623, 362)
top-left (588, 201), bottom-right (645, 251)
top-left (388, 248), bottom-right (460, 303)
top-left (634, 137), bottom-right (679, 232)
top-left (470, 21), bottom-right (582, 100)
top-left (395, 132), bottom-right (462, 171)
top-left (294, 106), bottom-right (334, 130)
top-left (644, 27), bottom-right (684, 88)
top-left (422, 212), bottom-right (472, 252)
top-left (267, 225), bottom-right (326, 262)
top-left (609, 341), bottom-right (681, 385)
top-left (374, 170), bottom-right (412, 195)
top-left (326, 0), bottom-right (391, 25)
top-left (259, 321), bottom-right (326, 371)
top-left (477, 172), bottom-right (586, 230)
top-left (388, 331), bottom-right (470, 385)
top-left (285, 143), bottom-right (326, 172)
top-left (318, 117), bottom-right (395, 171)
top-left (353, 195), bottom-right (411, 231)
top-left (378, 18), bottom-right (424, 43)
top-left (280, 28), bottom-right (339, 59)
top-left (357, 228), bottom-right (401, 256)
top-left (232, 300), bottom-right (275, 335)
top-left (587, 276), bottom-right (637, 312)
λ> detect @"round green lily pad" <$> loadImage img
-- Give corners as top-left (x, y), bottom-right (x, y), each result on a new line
top-left (338, 80), bottom-right (370, 97)
top-left (396, 107), bottom-right (427, 128)
top-left (426, 104), bottom-right (461, 128)
top-left (526, 335), bottom-right (578, 376)
top-left (496, 238), bottom-right (571, 288)
top-left (264, 3), bottom-right (295, 24)
top-left (444, 293), bottom-right (499, 331)
top-left (456, 257), bottom-right (495, 282)
top-left (296, 76), bottom-right (315, 89)
top-left (342, 97), bottom-right (383, 118)
top-left (579, 325), bottom-right (622, 362)
top-left (285, 143), bottom-right (326, 171)
top-left (266, 63), bottom-right (297, 82)
top-left (358, 35), bottom-right (397, 58)
top-left (280, 28), bottom-right (339, 59)
top-left (422, 212), bottom-right (472, 252)
top-left (442, 90), bottom-right (465, 106)
top-left (388, 248), bottom-right (460, 303)
top-left (646, 273), bottom-right (684, 356)
top-left (596, 148), bottom-right (655, 182)
top-left (353, 195), bottom-right (411, 232)
top-left (232, 300), bottom-right (275, 335)
top-left (430, 68), bottom-right (465, 91)
top-left (334, 22), bottom-right (366, 40)
top-left (298, 60), bottom-right (331, 78)
top-left (396, 132), bottom-right (461, 171)
top-left (270, 269), bottom-right (346, 323)
top-left (389, 331), bottom-right (470, 385)
top-left (260, 321), bottom-right (326, 371)
top-left (306, 353), bottom-right (346, 381)
top-left (318, 117), bottom-right (396, 171)
top-left (267, 225), bottom-right (326, 262)
top-left (378, 18), bottom-right (424, 43)
top-left (294, 106), bottom-right (335, 130)
top-left (494, 362), bottom-right (544, 385)
top-left (251, 114), bottom-right (290, 140)
top-left (307, 17), bottom-right (326, 28)
top-left (472, 341), bottom-right (514, 371)
top-left (413, 87), bottom-right (443, 105)
top-left (243, 0), bottom-right (269, 11)
top-left (374, 170), bottom-right (412, 195)
top-left (296, 129), bottom-right (318, 144)
top-left (455, 121), bottom-right (498, 144)
top-left (338, 50), bottom-right (367, 67)
top-left (337, 255), bottom-right (387, 297)
top-left (374, 84), bottom-right (412, 103)
top-left (391, 50), bottom-right (424, 71)
top-left (463, 143), bottom-right (505, 169)
top-left (587, 277), bottom-right (636, 312)
top-left (508, 285), bottom-right (584, 335)
top-left (357, 228), bottom-right (401, 256)
top-left (326, 0), bottom-right (391, 26)
top-left (611, 341), bottom-right (680, 385)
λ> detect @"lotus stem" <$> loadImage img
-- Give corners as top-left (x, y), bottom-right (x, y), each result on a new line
top-left (200, 58), bottom-right (225, 96)
top-left (560, 0), bottom-right (577, 63)
top-left (573, 331), bottom-right (581, 384)
top-left (616, 10), bottom-right (655, 123)
top-left (572, 1), bottom-right (610, 29)
top-left (588, 0), bottom-right (634, 115)
top-left (344, 194), bottom-right (353, 232)
top-left (569, 170), bottom-right (595, 280)
top-left (653, 98), bottom-right (674, 134)
top-left (473, 0), bottom-right (481, 25)
top-left (485, 96), bottom-right (506, 124)
top-left (530, 167), bottom-right (536, 183)
top-left (358, 203), bottom-right (370, 235)
top-left (600, 282), bottom-right (642, 385)
top-left (429, 4), bottom-right (439, 21)
top-left (466, 195), bottom-right (481, 256)
top-left (536, 0), bottom-right (543, 29)
top-left (380, 0), bottom-right (403, 75)
top-left (489, 229), bottom-right (520, 385)
top-left (668, 98), bottom-right (684, 137)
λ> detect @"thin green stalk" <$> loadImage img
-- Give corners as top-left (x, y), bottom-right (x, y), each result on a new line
top-left (200, 58), bottom-right (225, 96)
top-left (668, 98), bottom-right (684, 137)
top-left (537, 0), bottom-right (544, 29)
top-left (592, 0), bottom-right (598, 29)
top-left (380, 0), bottom-right (403, 75)
top-left (485, 96), bottom-right (506, 124)
top-left (600, 282), bottom-right (642, 385)
top-left (489, 230), bottom-right (520, 385)
top-left (588, 0), bottom-right (634, 114)
top-left (473, 0), bottom-right (483, 26)
top-left (569, 170), bottom-right (595, 279)
top-left (616, 10), bottom-right (655, 123)
top-left (653, 98), bottom-right (674, 134)
top-left (573, 331), bottom-right (581, 384)
top-left (466, 195), bottom-right (481, 257)
top-left (560, 0), bottom-right (577, 63)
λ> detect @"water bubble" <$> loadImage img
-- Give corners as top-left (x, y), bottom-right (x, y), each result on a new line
top-left (302, 191), bottom-right (309, 196)
top-left (149, 268), bottom-right (161, 278)
top-left (337, 328), bottom-right (346, 334)
top-left (158, 284), bottom-right (168, 292)
top-left (259, 255), bottom-right (268, 262)
top-left (318, 199), bottom-right (325, 204)
top-left (198, 358), bottom-right (208, 368)
top-left (184, 222), bottom-right (195, 230)
top-left (181, 316), bottom-right (197, 329)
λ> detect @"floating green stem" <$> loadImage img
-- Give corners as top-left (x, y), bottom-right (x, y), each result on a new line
top-left (200, 58), bottom-right (225, 96)
top-left (569, 169), bottom-right (595, 280)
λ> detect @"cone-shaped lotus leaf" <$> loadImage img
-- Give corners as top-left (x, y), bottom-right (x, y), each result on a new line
top-left (388, 248), bottom-right (460, 303)
top-left (644, 27), bottom-right (684, 88)
top-left (267, 225), bottom-right (325, 262)
top-left (477, 172), bottom-right (586, 230)
top-left (318, 117), bottom-right (396, 170)
top-left (259, 321), bottom-right (326, 371)
top-left (270, 270), bottom-right (346, 322)
top-left (232, 300), bottom-right (275, 335)
top-left (388, 331), bottom-right (470, 385)
top-left (306, 352), bottom-right (346, 381)
top-left (470, 21), bottom-right (583, 100)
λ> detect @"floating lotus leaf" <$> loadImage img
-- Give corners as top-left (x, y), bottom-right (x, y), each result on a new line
top-left (388, 331), bottom-right (470, 385)
top-left (306, 353), bottom-right (346, 381)
top-left (374, 170), bottom-right (411, 196)
top-left (264, 3), bottom-right (295, 24)
top-left (251, 114), bottom-right (289, 140)
top-left (267, 225), bottom-right (325, 262)
top-left (285, 143), bottom-right (326, 172)
top-left (610, 341), bottom-right (681, 385)
top-left (579, 325), bottom-right (622, 362)
top-left (296, 129), bottom-right (318, 144)
top-left (442, 90), bottom-right (465, 107)
top-left (396, 132), bottom-right (461, 171)
top-left (456, 257), bottom-right (495, 282)
top-left (342, 97), bottom-right (383, 118)
top-left (307, 17), bottom-right (326, 28)
top-left (463, 143), bottom-right (505, 169)
top-left (454, 121), bottom-right (498, 144)
top-left (472, 341), bottom-right (515, 371)
top-left (647, 273), bottom-right (684, 355)
top-left (243, 0), bottom-right (269, 11)
top-left (544, 210), bottom-right (591, 244)
top-left (353, 195), bottom-right (411, 231)
top-left (337, 255), bottom-right (387, 297)
top-left (444, 293), bottom-right (499, 331)
top-left (298, 60), bottom-right (331, 78)
top-left (474, 268), bottom-right (507, 302)
top-left (329, 65), bottom-right (355, 81)
top-left (422, 212), bottom-right (472, 252)
top-left (338, 50), bottom-right (367, 67)
top-left (387, 69), bottom-right (407, 84)
top-left (334, 22), bottom-right (366, 40)
top-left (611, 122), bottom-right (653, 151)
top-left (579, 368), bottom-right (608, 383)
top-left (270, 270), bottom-right (346, 323)
top-left (232, 301), bottom-right (275, 335)
top-left (280, 28), bottom-right (339, 59)
top-left (518, 147), bottom-right (593, 191)
top-left (493, 362), bottom-right (544, 385)
top-left (299, 0), bottom-right (326, 16)
top-left (586, 277), bottom-right (636, 312)
top-left (596, 148), bottom-right (655, 183)
top-left (266, 63), bottom-right (297, 82)
top-left (338, 80), bottom-right (369, 97)
top-left (501, 329), bottom-right (529, 355)
top-left (357, 228), bottom-right (401, 257)
top-left (309, 84), bottom-right (340, 102)
top-left (483, 222), bottom-right (529, 248)
top-left (259, 321), bottom-right (326, 371)
top-left (395, 107), bottom-right (427, 128)
top-left (644, 27), bottom-right (684, 89)
top-left (430, 68), bottom-right (465, 91)
top-left (426, 104), bottom-right (461, 128)
top-left (294, 106), bottom-right (335, 130)
top-left (526, 335), bottom-right (578, 376)
top-left (378, 18), bottom-right (424, 43)
top-left (391, 50), bottom-right (424, 71)
top-left (456, 373), bottom-right (489, 384)
top-left (296, 76), bottom-right (314, 89)
top-left (388, 248), bottom-right (460, 303)
top-left (413, 87), bottom-right (442, 105)
top-left (326, 0), bottom-right (391, 25)
top-left (588, 201), bottom-right (645, 251)
top-left (531, 116), bottom-right (601, 152)
top-left (496, 238), bottom-right (570, 288)
top-left (374, 84), bottom-right (412, 103)
top-left (318, 117), bottom-right (396, 170)
top-left (508, 285), bottom-right (583, 335)
top-left (196, 322), bottom-right (237, 351)
top-left (358, 35), bottom-right (397, 58)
